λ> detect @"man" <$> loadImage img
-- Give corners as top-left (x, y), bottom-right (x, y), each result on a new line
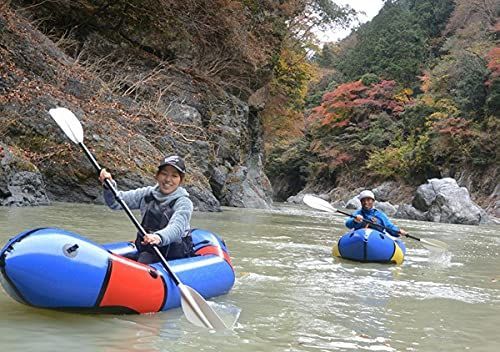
top-left (345, 190), bottom-right (408, 237)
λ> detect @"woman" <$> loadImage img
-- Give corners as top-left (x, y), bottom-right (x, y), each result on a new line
top-left (99, 155), bottom-right (194, 264)
top-left (345, 190), bottom-right (408, 237)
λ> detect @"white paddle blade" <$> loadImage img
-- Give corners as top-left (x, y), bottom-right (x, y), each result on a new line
top-left (179, 284), bottom-right (228, 331)
top-left (421, 238), bottom-right (448, 251)
top-left (48, 107), bottom-right (83, 144)
top-left (303, 194), bottom-right (336, 213)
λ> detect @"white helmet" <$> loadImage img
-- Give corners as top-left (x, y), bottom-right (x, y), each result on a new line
top-left (358, 190), bottom-right (375, 201)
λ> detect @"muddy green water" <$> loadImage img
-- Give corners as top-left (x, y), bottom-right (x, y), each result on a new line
top-left (0, 203), bottom-right (499, 351)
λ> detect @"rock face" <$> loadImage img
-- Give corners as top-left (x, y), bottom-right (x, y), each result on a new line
top-left (0, 143), bottom-right (50, 206)
top-left (395, 178), bottom-right (490, 225)
top-left (0, 7), bottom-right (274, 210)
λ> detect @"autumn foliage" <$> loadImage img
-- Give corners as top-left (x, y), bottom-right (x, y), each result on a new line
top-left (310, 80), bottom-right (407, 128)
top-left (486, 47), bottom-right (500, 80)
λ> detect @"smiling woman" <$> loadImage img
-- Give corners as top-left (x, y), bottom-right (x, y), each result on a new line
top-left (99, 154), bottom-right (194, 264)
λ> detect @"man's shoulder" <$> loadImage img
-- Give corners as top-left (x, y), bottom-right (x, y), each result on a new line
top-left (373, 208), bottom-right (388, 217)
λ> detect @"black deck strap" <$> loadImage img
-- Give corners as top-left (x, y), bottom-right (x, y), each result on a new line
top-left (94, 257), bottom-right (113, 307)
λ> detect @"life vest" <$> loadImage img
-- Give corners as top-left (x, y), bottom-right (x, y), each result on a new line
top-left (135, 193), bottom-right (194, 260)
top-left (359, 209), bottom-right (399, 236)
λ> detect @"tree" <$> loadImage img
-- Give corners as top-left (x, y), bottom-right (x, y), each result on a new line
top-left (333, 0), bottom-right (455, 86)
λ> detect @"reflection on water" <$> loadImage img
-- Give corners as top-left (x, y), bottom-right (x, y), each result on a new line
top-left (1, 202), bottom-right (499, 351)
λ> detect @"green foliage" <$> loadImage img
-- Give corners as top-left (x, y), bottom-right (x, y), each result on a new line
top-left (485, 78), bottom-right (500, 117)
top-left (409, 0), bottom-right (455, 38)
top-left (366, 133), bottom-right (436, 182)
top-left (314, 42), bottom-right (339, 68)
top-left (273, 0), bottom-right (497, 191)
top-left (333, 0), bottom-right (454, 86)
top-left (304, 0), bottom-right (358, 31)
top-left (360, 73), bottom-right (381, 86)
top-left (361, 112), bottom-right (403, 148)
top-left (398, 99), bottom-right (435, 134)
top-left (366, 136), bottom-right (413, 179)
top-left (428, 52), bottom-right (489, 117)
top-left (468, 116), bottom-right (499, 166)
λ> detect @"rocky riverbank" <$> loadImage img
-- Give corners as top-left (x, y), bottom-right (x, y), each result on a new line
top-left (288, 178), bottom-right (498, 225)
top-left (0, 6), bottom-right (274, 211)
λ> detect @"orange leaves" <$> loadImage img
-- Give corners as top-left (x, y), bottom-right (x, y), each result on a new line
top-left (321, 80), bottom-right (367, 103)
top-left (310, 140), bottom-right (353, 168)
top-left (431, 116), bottom-right (473, 137)
top-left (309, 79), bottom-right (407, 128)
top-left (486, 47), bottom-right (500, 79)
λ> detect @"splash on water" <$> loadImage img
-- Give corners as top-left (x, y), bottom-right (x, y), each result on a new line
top-left (427, 248), bottom-right (453, 267)
top-left (207, 301), bottom-right (241, 330)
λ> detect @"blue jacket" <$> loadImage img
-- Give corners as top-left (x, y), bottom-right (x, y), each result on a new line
top-left (345, 207), bottom-right (401, 236)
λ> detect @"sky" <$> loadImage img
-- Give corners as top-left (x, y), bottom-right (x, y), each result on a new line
top-left (317, 0), bottom-right (385, 42)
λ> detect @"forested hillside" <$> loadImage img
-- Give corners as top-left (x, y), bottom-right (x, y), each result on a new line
top-left (1, 0), bottom-right (498, 214)
top-left (0, 0), bottom-right (355, 209)
top-left (265, 0), bottom-right (499, 215)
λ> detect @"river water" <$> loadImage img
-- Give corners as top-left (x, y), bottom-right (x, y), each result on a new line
top-left (0, 202), bottom-right (498, 352)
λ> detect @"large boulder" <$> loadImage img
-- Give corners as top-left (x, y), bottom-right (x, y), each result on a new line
top-left (345, 196), bottom-right (361, 209)
top-left (286, 193), bottom-right (305, 204)
top-left (185, 185), bottom-right (221, 212)
top-left (372, 181), bottom-right (398, 202)
top-left (375, 201), bottom-right (397, 216)
top-left (0, 143), bottom-right (50, 206)
top-left (396, 178), bottom-right (490, 225)
top-left (220, 155), bottom-right (273, 209)
top-left (395, 204), bottom-right (428, 222)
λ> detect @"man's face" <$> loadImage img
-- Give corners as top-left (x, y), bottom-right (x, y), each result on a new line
top-left (360, 197), bottom-right (374, 210)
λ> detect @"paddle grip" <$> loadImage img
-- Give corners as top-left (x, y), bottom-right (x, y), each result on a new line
top-left (404, 233), bottom-right (420, 241)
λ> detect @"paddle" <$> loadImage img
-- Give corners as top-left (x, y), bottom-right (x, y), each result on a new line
top-left (303, 194), bottom-right (448, 251)
top-left (48, 107), bottom-right (227, 330)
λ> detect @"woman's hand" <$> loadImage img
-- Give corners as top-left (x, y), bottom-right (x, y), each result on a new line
top-left (354, 215), bottom-right (363, 223)
top-left (99, 168), bottom-right (113, 185)
top-left (399, 229), bottom-right (408, 236)
top-left (141, 233), bottom-right (162, 246)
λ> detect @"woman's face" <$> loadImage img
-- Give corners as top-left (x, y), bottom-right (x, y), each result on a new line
top-left (156, 165), bottom-right (182, 195)
top-left (360, 197), bottom-right (374, 210)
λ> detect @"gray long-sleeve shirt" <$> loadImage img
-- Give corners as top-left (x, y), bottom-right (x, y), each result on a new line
top-left (103, 181), bottom-right (193, 246)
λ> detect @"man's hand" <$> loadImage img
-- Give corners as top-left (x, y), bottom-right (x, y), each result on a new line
top-left (141, 233), bottom-right (162, 246)
top-left (354, 215), bottom-right (363, 223)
